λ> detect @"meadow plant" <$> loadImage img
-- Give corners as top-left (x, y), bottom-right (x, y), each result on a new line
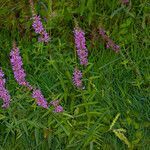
top-left (73, 68), bottom-right (83, 89)
top-left (32, 15), bottom-right (50, 43)
top-left (10, 43), bottom-right (63, 110)
top-left (50, 99), bottom-right (60, 107)
top-left (99, 28), bottom-right (120, 53)
top-left (10, 43), bottom-right (50, 109)
top-left (32, 89), bottom-right (48, 109)
top-left (10, 43), bottom-right (32, 89)
top-left (50, 100), bottom-right (63, 112)
top-left (0, 68), bottom-right (11, 108)
top-left (74, 27), bottom-right (88, 66)
top-left (0, 1), bottom-right (148, 149)
top-left (54, 105), bottom-right (63, 113)
top-left (29, 0), bottom-right (50, 43)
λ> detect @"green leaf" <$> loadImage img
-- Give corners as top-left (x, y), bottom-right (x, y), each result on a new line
top-left (0, 114), bottom-right (6, 120)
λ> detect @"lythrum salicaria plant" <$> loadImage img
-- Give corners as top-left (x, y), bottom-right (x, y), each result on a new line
top-left (10, 43), bottom-right (63, 111)
top-left (73, 67), bottom-right (84, 89)
top-left (32, 89), bottom-right (48, 109)
top-left (99, 28), bottom-right (120, 53)
top-left (32, 15), bottom-right (50, 43)
top-left (74, 27), bottom-right (88, 66)
top-left (10, 43), bottom-right (48, 108)
top-left (29, 0), bottom-right (50, 43)
top-left (54, 105), bottom-right (63, 113)
top-left (10, 43), bottom-right (32, 89)
top-left (50, 100), bottom-right (63, 113)
top-left (0, 68), bottom-right (11, 108)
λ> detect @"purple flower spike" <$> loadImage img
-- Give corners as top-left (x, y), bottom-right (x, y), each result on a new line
top-left (50, 99), bottom-right (60, 107)
top-left (0, 69), bottom-right (11, 108)
top-left (10, 44), bottom-right (32, 89)
top-left (32, 15), bottom-right (44, 34)
top-left (54, 105), bottom-right (63, 113)
top-left (32, 15), bottom-right (50, 43)
top-left (38, 30), bottom-right (50, 43)
top-left (99, 28), bottom-right (120, 53)
top-left (32, 89), bottom-right (48, 109)
top-left (29, 0), bottom-right (50, 43)
top-left (50, 100), bottom-right (64, 113)
top-left (74, 27), bottom-right (88, 66)
top-left (73, 68), bottom-right (83, 89)
top-left (99, 28), bottom-right (106, 36)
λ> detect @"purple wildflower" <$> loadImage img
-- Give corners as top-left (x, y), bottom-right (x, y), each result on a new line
top-left (30, 0), bottom-right (50, 43)
top-left (32, 89), bottom-right (48, 108)
top-left (50, 99), bottom-right (60, 107)
top-left (38, 30), bottom-right (50, 43)
top-left (32, 15), bottom-right (50, 43)
top-left (50, 99), bottom-right (64, 113)
top-left (74, 28), bottom-right (88, 66)
top-left (99, 28), bottom-right (120, 53)
top-left (54, 105), bottom-right (63, 113)
top-left (10, 44), bottom-right (32, 89)
top-left (29, 0), bottom-right (50, 43)
top-left (73, 68), bottom-right (83, 88)
top-left (32, 15), bottom-right (44, 34)
top-left (0, 69), bottom-right (11, 108)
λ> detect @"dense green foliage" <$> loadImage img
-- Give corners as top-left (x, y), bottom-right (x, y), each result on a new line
top-left (0, 0), bottom-right (149, 149)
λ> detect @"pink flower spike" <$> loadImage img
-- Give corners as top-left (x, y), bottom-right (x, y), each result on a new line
top-left (50, 100), bottom-right (59, 107)
top-left (10, 43), bottom-right (33, 89)
top-left (54, 105), bottom-right (63, 113)
top-left (29, 0), bottom-right (50, 43)
top-left (32, 89), bottom-right (48, 109)
top-left (73, 68), bottom-right (83, 89)
top-left (0, 68), bottom-right (11, 108)
top-left (32, 15), bottom-right (50, 43)
top-left (74, 27), bottom-right (88, 66)
top-left (99, 28), bottom-right (120, 53)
